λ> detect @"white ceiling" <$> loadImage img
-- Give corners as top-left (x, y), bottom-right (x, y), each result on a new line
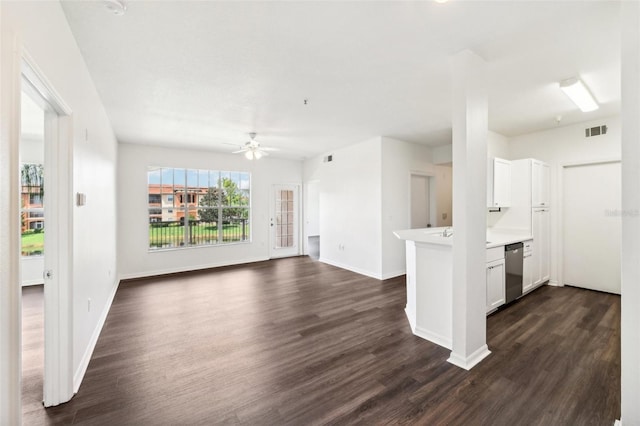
top-left (60, 0), bottom-right (621, 160)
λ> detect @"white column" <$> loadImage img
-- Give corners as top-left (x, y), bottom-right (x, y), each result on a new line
top-left (620, 1), bottom-right (640, 424)
top-left (0, 9), bottom-right (23, 424)
top-left (447, 50), bottom-right (491, 370)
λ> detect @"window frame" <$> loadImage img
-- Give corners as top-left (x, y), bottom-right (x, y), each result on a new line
top-left (147, 167), bottom-right (251, 251)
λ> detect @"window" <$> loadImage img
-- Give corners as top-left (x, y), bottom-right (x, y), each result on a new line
top-left (148, 167), bottom-right (250, 250)
top-left (20, 163), bottom-right (44, 257)
top-left (29, 193), bottom-right (42, 205)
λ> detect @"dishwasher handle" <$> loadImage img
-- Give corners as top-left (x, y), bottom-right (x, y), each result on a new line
top-left (505, 242), bottom-right (524, 252)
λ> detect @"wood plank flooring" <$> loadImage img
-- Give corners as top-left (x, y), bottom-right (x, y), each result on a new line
top-left (22, 257), bottom-right (620, 425)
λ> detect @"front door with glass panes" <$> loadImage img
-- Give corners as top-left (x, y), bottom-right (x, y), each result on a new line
top-left (270, 185), bottom-right (300, 258)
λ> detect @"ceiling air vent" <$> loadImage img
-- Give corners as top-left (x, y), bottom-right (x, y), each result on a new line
top-left (585, 125), bottom-right (607, 138)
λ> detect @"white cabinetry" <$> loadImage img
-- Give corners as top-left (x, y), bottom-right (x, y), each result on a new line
top-left (532, 160), bottom-right (550, 207)
top-left (522, 239), bottom-right (534, 293)
top-left (487, 157), bottom-right (512, 208)
top-left (532, 208), bottom-right (550, 285)
top-left (487, 259), bottom-right (505, 313)
top-left (486, 246), bottom-right (505, 313)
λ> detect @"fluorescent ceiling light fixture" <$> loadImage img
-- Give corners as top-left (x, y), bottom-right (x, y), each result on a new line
top-left (560, 77), bottom-right (599, 112)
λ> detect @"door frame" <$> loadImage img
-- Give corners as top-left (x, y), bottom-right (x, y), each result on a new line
top-left (270, 184), bottom-right (301, 259)
top-left (302, 179), bottom-right (320, 256)
top-left (557, 158), bottom-right (621, 289)
top-left (22, 50), bottom-right (75, 407)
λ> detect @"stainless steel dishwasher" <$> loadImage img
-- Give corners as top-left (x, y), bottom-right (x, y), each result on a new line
top-left (505, 242), bottom-right (523, 304)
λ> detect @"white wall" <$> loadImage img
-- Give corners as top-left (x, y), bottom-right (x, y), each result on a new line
top-left (432, 144), bottom-right (452, 165)
top-left (304, 137), bottom-right (383, 278)
top-left (381, 137), bottom-right (452, 279)
top-left (507, 116), bottom-right (621, 285)
top-left (303, 136), bottom-right (451, 280)
top-left (487, 130), bottom-right (509, 159)
top-left (1, 0), bottom-right (119, 416)
top-left (118, 144), bottom-right (302, 278)
top-left (620, 1), bottom-right (640, 422)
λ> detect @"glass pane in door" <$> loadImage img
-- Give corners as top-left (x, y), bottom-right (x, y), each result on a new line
top-left (275, 189), bottom-right (294, 248)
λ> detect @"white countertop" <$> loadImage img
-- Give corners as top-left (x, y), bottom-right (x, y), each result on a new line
top-left (393, 227), bottom-right (532, 248)
top-left (486, 228), bottom-right (532, 248)
top-left (393, 227), bottom-right (454, 246)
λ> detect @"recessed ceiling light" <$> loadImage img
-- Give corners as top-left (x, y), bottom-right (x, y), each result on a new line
top-left (103, 0), bottom-right (127, 16)
top-left (560, 77), bottom-right (599, 112)
top-left (434, 0), bottom-right (450, 3)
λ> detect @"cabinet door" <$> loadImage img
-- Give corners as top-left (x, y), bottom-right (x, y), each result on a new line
top-left (540, 209), bottom-right (550, 282)
top-left (532, 209), bottom-right (542, 285)
top-left (532, 161), bottom-right (550, 207)
top-left (486, 259), bottom-right (506, 313)
top-left (488, 158), bottom-right (511, 208)
top-left (493, 158), bottom-right (512, 207)
top-left (523, 252), bottom-right (533, 293)
top-left (532, 208), bottom-right (550, 285)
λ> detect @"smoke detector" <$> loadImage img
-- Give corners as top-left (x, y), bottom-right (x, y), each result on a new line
top-left (103, 0), bottom-right (127, 16)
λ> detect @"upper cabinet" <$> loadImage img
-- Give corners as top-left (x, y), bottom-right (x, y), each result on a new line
top-left (487, 157), bottom-right (511, 208)
top-left (532, 160), bottom-right (550, 207)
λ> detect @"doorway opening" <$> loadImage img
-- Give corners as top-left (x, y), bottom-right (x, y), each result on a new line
top-left (304, 180), bottom-right (320, 260)
top-left (20, 88), bottom-right (46, 416)
top-left (19, 54), bottom-right (75, 410)
top-left (410, 173), bottom-right (436, 229)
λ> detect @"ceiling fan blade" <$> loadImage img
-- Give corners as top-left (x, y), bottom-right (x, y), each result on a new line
top-left (231, 149), bottom-right (248, 154)
top-left (260, 146), bottom-right (280, 152)
top-left (222, 142), bottom-right (241, 147)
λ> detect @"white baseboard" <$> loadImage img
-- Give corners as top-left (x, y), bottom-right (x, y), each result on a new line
top-left (548, 279), bottom-right (560, 286)
top-left (381, 269), bottom-right (406, 280)
top-left (318, 257), bottom-right (381, 280)
top-left (448, 344), bottom-right (492, 370)
top-left (73, 278), bottom-right (120, 393)
top-left (118, 256), bottom-right (269, 281)
top-left (404, 307), bottom-right (416, 331)
top-left (614, 420), bottom-right (621, 426)
top-left (414, 326), bottom-right (452, 350)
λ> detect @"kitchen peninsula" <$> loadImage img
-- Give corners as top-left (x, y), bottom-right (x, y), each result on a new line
top-left (394, 227), bottom-right (532, 350)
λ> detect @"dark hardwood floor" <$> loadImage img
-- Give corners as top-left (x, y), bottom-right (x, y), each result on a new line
top-left (22, 285), bottom-right (45, 422)
top-left (23, 257), bottom-right (620, 425)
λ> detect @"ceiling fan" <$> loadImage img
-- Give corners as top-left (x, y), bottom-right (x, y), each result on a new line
top-left (230, 133), bottom-right (279, 160)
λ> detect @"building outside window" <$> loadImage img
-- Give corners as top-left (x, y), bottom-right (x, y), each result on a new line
top-left (147, 167), bottom-right (250, 250)
top-left (21, 163), bottom-right (44, 256)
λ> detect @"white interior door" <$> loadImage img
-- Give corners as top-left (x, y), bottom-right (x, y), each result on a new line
top-left (410, 174), bottom-right (430, 228)
top-left (563, 161), bottom-right (621, 294)
top-left (271, 185), bottom-right (300, 258)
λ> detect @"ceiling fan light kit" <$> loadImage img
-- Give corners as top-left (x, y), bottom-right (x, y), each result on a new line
top-left (231, 132), bottom-right (277, 160)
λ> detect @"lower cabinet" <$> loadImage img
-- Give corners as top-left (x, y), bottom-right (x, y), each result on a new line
top-left (486, 258), bottom-right (506, 313)
top-left (523, 252), bottom-right (533, 294)
top-left (532, 208), bottom-right (550, 285)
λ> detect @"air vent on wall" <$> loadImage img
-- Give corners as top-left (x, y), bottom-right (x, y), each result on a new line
top-left (323, 154), bottom-right (333, 163)
top-left (585, 125), bottom-right (607, 138)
